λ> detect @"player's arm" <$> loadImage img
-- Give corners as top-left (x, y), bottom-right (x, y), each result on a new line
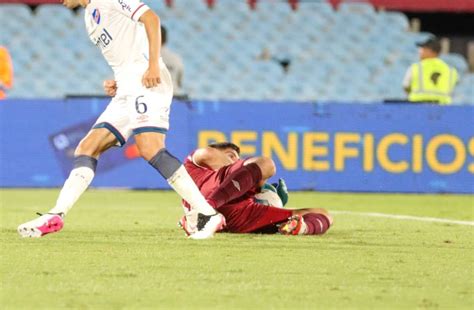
top-left (192, 147), bottom-right (234, 171)
top-left (103, 80), bottom-right (117, 96)
top-left (403, 65), bottom-right (412, 94)
top-left (139, 10), bottom-right (161, 88)
top-left (110, 0), bottom-right (159, 87)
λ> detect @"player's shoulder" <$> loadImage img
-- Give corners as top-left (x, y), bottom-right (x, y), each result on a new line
top-left (90, 0), bottom-right (114, 10)
top-left (96, 0), bottom-right (133, 10)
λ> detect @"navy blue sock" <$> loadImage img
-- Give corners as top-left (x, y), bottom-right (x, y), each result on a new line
top-left (74, 155), bottom-right (98, 172)
top-left (148, 148), bottom-right (182, 179)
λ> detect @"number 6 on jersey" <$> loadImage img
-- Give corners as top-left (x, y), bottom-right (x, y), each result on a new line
top-left (135, 95), bottom-right (147, 114)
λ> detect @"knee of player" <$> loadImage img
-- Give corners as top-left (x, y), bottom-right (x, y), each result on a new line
top-left (138, 146), bottom-right (163, 161)
top-left (258, 156), bottom-right (276, 178)
top-left (75, 139), bottom-right (100, 157)
top-left (134, 133), bottom-right (166, 161)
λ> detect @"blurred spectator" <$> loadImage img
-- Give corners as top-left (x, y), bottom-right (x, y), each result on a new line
top-left (0, 46), bottom-right (14, 100)
top-left (403, 36), bottom-right (459, 104)
top-left (160, 25), bottom-right (187, 100)
top-left (257, 48), bottom-right (292, 73)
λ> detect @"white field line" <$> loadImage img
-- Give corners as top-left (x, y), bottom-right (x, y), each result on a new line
top-left (331, 211), bottom-right (474, 226)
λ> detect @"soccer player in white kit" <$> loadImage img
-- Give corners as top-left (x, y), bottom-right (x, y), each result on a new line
top-left (17, 0), bottom-right (225, 240)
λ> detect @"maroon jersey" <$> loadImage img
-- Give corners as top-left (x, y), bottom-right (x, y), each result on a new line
top-left (183, 151), bottom-right (247, 198)
top-left (183, 151), bottom-right (292, 233)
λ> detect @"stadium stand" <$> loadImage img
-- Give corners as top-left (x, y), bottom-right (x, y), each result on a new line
top-left (0, 0), bottom-right (472, 103)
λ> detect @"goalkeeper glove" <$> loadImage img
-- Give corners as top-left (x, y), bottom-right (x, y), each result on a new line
top-left (271, 178), bottom-right (289, 206)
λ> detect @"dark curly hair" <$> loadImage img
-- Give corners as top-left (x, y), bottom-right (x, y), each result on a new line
top-left (208, 142), bottom-right (240, 155)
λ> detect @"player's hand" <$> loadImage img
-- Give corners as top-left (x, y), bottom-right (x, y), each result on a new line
top-left (142, 65), bottom-right (161, 88)
top-left (271, 178), bottom-right (289, 206)
top-left (103, 79), bottom-right (117, 97)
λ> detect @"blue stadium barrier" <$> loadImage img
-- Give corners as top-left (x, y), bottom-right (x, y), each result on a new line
top-left (0, 99), bottom-right (473, 193)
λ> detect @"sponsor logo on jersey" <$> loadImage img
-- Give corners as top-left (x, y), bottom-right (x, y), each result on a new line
top-left (232, 180), bottom-right (241, 191)
top-left (92, 8), bottom-right (101, 24)
top-left (137, 115), bottom-right (149, 123)
top-left (94, 28), bottom-right (113, 50)
top-left (118, 0), bottom-right (132, 12)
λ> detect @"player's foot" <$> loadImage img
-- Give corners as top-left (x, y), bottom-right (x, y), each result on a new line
top-left (278, 215), bottom-right (305, 235)
top-left (189, 213), bottom-right (226, 240)
top-left (178, 215), bottom-right (196, 236)
top-left (17, 213), bottom-right (64, 238)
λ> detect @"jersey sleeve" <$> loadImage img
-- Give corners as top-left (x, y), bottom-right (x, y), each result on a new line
top-left (111, 0), bottom-right (150, 22)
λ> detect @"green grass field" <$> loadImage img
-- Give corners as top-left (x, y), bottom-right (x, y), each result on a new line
top-left (1, 189), bottom-right (473, 309)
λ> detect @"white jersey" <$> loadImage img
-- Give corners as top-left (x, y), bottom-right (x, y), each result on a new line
top-left (84, 0), bottom-right (152, 93)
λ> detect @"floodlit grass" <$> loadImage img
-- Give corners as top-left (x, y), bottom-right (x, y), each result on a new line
top-left (1, 189), bottom-right (473, 309)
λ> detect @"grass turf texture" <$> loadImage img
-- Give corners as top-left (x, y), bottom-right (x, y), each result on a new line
top-left (1, 189), bottom-right (473, 309)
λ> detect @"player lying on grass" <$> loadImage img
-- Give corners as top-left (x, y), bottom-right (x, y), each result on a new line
top-left (178, 142), bottom-right (333, 235)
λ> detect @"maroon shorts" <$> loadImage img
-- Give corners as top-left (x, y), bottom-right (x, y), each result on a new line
top-left (219, 200), bottom-right (293, 234)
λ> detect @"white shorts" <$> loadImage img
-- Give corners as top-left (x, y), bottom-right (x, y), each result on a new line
top-left (93, 67), bottom-right (173, 147)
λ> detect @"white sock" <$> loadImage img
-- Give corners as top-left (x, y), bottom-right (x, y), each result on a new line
top-left (49, 167), bottom-right (95, 216)
top-left (167, 166), bottom-right (216, 215)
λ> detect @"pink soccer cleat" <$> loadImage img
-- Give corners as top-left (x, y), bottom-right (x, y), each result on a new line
top-left (178, 215), bottom-right (196, 236)
top-left (278, 215), bottom-right (306, 235)
top-left (17, 213), bottom-right (64, 238)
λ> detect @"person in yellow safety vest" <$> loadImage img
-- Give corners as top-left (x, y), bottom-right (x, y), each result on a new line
top-left (0, 46), bottom-right (14, 100)
top-left (403, 36), bottom-right (459, 104)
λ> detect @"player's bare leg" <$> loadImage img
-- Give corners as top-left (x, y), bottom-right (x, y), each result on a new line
top-left (17, 129), bottom-right (116, 238)
top-left (135, 132), bottom-right (225, 239)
